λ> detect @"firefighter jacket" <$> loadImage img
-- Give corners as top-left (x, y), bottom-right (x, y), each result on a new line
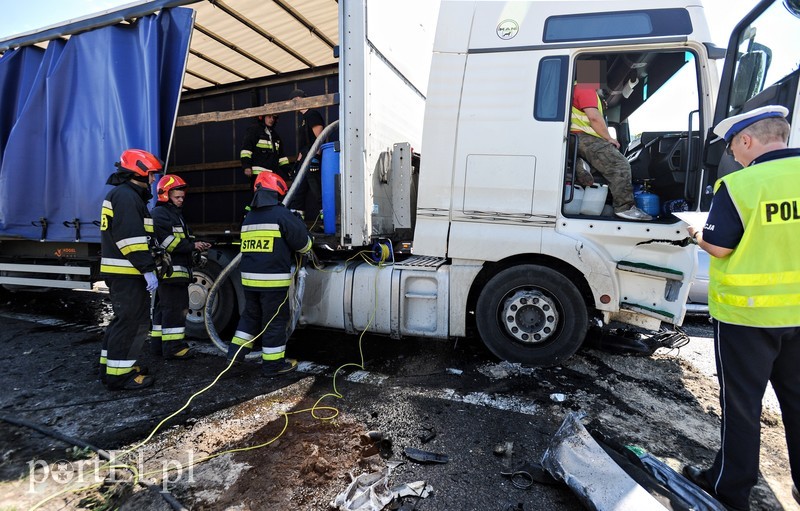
top-left (240, 190), bottom-right (312, 291)
top-left (240, 121), bottom-right (292, 182)
top-left (151, 201), bottom-right (195, 282)
top-left (100, 177), bottom-right (157, 278)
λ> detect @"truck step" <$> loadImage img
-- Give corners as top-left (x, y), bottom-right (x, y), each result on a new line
top-left (620, 303), bottom-right (675, 322)
top-left (617, 261), bottom-right (683, 281)
top-left (393, 256), bottom-right (447, 271)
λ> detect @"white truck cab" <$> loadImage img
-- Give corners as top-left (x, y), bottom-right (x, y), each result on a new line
top-left (303, 0), bottom-right (800, 365)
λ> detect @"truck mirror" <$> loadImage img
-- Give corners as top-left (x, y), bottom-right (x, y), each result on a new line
top-left (784, 0), bottom-right (800, 19)
top-left (729, 45), bottom-right (771, 110)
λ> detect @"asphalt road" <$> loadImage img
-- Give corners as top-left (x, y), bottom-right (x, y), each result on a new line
top-left (6, 285), bottom-right (787, 511)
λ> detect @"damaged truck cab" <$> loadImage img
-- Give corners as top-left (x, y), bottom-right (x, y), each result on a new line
top-left (302, 0), bottom-right (798, 365)
top-left (1, 0), bottom-right (798, 366)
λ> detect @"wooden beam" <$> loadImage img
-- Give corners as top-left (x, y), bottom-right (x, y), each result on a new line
top-left (169, 161), bottom-right (239, 173)
top-left (176, 94), bottom-right (337, 127)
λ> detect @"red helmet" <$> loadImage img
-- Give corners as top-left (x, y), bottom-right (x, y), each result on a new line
top-left (117, 149), bottom-right (163, 177)
top-left (156, 174), bottom-right (188, 202)
top-left (254, 172), bottom-right (288, 196)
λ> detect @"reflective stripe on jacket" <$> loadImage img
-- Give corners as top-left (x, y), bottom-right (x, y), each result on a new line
top-left (151, 202), bottom-right (195, 283)
top-left (239, 203), bottom-right (312, 292)
top-left (100, 182), bottom-right (157, 277)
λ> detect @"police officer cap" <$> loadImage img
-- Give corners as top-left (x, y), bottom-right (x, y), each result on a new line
top-left (713, 105), bottom-right (789, 142)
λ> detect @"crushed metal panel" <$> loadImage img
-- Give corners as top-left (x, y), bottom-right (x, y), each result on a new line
top-left (542, 413), bottom-right (668, 510)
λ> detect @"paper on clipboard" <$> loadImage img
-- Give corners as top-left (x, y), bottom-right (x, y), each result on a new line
top-left (672, 211), bottom-right (709, 229)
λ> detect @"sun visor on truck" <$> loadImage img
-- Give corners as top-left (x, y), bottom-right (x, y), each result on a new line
top-left (0, 8), bottom-right (193, 242)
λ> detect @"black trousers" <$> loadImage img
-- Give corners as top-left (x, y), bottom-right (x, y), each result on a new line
top-left (228, 289), bottom-right (290, 363)
top-left (707, 319), bottom-right (800, 509)
top-left (289, 168), bottom-right (322, 222)
top-left (151, 281), bottom-right (189, 354)
top-left (101, 277), bottom-right (150, 384)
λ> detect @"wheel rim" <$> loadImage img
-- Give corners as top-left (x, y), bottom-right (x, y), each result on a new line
top-left (500, 289), bottom-right (559, 344)
top-left (186, 270), bottom-right (215, 327)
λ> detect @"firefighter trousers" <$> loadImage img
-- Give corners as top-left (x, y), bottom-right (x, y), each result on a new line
top-left (151, 281), bottom-right (190, 356)
top-left (228, 289), bottom-right (290, 365)
top-left (101, 277), bottom-right (150, 387)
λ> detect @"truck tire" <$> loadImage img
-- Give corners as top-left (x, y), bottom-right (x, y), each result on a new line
top-left (185, 260), bottom-right (236, 340)
top-left (475, 264), bottom-right (588, 366)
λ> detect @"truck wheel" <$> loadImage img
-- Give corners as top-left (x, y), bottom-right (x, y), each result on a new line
top-left (185, 261), bottom-right (235, 340)
top-left (475, 264), bottom-right (588, 366)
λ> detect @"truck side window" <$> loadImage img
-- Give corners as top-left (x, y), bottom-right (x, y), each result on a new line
top-left (534, 56), bottom-right (568, 121)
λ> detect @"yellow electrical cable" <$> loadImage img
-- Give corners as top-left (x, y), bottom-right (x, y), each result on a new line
top-left (30, 243), bottom-right (393, 510)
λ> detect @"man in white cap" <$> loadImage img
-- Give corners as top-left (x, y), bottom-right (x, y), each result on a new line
top-left (683, 105), bottom-right (800, 510)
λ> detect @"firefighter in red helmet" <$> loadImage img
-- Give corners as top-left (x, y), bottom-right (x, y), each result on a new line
top-left (149, 174), bottom-right (211, 359)
top-left (227, 172), bottom-right (312, 376)
top-left (99, 149), bottom-right (162, 390)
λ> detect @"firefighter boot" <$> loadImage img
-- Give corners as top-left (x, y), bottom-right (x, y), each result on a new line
top-left (227, 343), bottom-right (252, 365)
top-left (262, 358), bottom-right (298, 378)
top-left (105, 366), bottom-right (154, 391)
top-left (163, 341), bottom-right (194, 360)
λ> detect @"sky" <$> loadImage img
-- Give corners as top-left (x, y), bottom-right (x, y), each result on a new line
top-left (0, 0), bottom-right (757, 46)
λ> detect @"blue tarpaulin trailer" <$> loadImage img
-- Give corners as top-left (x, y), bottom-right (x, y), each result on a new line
top-left (0, 5), bottom-right (192, 290)
top-left (0, 7), bottom-right (192, 244)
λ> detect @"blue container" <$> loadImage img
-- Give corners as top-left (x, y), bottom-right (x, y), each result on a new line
top-left (320, 141), bottom-right (340, 234)
top-left (635, 191), bottom-right (661, 218)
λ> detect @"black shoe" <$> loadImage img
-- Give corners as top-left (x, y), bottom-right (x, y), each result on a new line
top-left (683, 466), bottom-right (748, 511)
top-left (106, 369), bottom-right (154, 391)
top-left (793, 484), bottom-right (799, 505)
top-left (163, 343), bottom-right (194, 360)
top-left (683, 465), bottom-right (715, 495)
top-left (262, 358), bottom-right (298, 377)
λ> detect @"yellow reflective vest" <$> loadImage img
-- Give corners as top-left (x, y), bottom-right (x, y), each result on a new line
top-left (708, 155), bottom-right (800, 327)
top-left (570, 87), bottom-right (603, 138)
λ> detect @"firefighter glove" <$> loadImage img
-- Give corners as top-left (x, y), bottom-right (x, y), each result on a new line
top-left (144, 271), bottom-right (159, 293)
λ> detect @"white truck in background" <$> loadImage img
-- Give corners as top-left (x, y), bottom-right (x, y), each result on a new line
top-left (2, 0), bottom-right (798, 365)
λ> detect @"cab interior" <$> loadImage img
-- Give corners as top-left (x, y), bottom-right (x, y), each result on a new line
top-left (564, 51), bottom-right (704, 222)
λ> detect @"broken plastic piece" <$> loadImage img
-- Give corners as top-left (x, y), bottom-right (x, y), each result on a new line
top-left (550, 393), bottom-right (566, 403)
top-left (403, 447), bottom-right (449, 464)
top-left (541, 413), bottom-right (669, 510)
top-left (331, 468), bottom-right (393, 511)
top-left (445, 367), bottom-right (463, 375)
top-left (390, 480), bottom-right (432, 499)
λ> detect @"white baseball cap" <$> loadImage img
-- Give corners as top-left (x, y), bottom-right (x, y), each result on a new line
top-left (713, 105), bottom-right (789, 142)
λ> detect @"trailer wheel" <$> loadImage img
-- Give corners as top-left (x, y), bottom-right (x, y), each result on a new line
top-left (475, 264), bottom-right (588, 366)
top-left (185, 261), bottom-right (236, 339)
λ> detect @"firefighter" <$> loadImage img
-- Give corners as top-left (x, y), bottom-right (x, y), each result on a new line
top-left (240, 112), bottom-right (292, 187)
top-left (99, 149), bottom-right (162, 390)
top-left (149, 174), bottom-right (211, 359)
top-left (227, 172), bottom-right (312, 377)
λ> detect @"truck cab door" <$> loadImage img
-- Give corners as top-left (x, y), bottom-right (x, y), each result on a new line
top-left (702, 0), bottom-right (800, 199)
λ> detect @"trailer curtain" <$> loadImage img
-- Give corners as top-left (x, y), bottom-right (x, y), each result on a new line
top-left (0, 8), bottom-right (192, 242)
